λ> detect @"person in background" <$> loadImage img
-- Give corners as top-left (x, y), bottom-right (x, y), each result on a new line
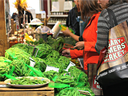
top-left (25, 10), bottom-right (33, 23)
top-left (62, 0), bottom-right (102, 95)
top-left (61, 0), bottom-right (90, 41)
top-left (95, 0), bottom-right (128, 96)
top-left (11, 12), bottom-right (18, 21)
top-left (66, 0), bottom-right (81, 36)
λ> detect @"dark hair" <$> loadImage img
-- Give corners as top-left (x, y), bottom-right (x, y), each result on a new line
top-left (80, 0), bottom-right (102, 22)
top-left (107, 0), bottom-right (128, 7)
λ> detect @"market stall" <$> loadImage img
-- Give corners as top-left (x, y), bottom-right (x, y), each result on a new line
top-left (0, 34), bottom-right (94, 96)
top-left (0, 0), bottom-right (95, 96)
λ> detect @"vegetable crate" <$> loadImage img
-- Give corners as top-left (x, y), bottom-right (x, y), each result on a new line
top-left (0, 82), bottom-right (54, 96)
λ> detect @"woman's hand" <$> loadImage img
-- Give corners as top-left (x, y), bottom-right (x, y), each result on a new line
top-left (62, 49), bottom-right (71, 57)
top-left (74, 41), bottom-right (84, 49)
top-left (61, 27), bottom-right (71, 36)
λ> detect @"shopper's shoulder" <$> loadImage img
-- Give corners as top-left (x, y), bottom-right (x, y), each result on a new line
top-left (100, 9), bottom-right (108, 17)
top-left (99, 3), bottom-right (128, 22)
top-left (69, 6), bottom-right (75, 11)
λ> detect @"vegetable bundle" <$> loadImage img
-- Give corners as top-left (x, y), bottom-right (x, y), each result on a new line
top-left (11, 77), bottom-right (46, 85)
top-left (0, 57), bottom-right (10, 80)
top-left (5, 47), bottom-right (31, 65)
top-left (32, 57), bottom-right (46, 72)
top-left (11, 43), bottom-right (34, 55)
top-left (10, 60), bottom-right (30, 76)
top-left (55, 75), bottom-right (77, 87)
top-left (47, 36), bottom-right (64, 52)
top-left (35, 43), bottom-right (53, 58)
top-left (43, 70), bottom-right (59, 80)
top-left (68, 66), bottom-right (88, 86)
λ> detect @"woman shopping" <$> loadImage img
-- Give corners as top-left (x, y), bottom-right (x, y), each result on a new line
top-left (62, 0), bottom-right (102, 95)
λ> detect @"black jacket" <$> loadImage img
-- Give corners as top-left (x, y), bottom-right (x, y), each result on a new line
top-left (25, 11), bottom-right (33, 23)
top-left (66, 6), bottom-right (81, 36)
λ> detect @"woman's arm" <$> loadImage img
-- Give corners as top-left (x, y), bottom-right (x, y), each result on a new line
top-left (61, 27), bottom-right (80, 41)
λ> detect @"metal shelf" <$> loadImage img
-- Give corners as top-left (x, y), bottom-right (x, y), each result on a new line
top-left (47, 15), bottom-right (68, 17)
top-left (47, 22), bottom-right (66, 25)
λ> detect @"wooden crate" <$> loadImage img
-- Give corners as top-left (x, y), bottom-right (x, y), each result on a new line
top-left (0, 0), bottom-right (9, 56)
top-left (0, 82), bottom-right (54, 96)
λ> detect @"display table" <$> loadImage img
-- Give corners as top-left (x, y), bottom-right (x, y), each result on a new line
top-left (0, 82), bottom-right (54, 96)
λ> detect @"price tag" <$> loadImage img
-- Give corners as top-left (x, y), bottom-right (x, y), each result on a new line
top-left (45, 65), bottom-right (59, 72)
top-left (65, 61), bottom-right (75, 71)
top-left (29, 57), bottom-right (35, 67)
top-left (0, 85), bottom-right (7, 87)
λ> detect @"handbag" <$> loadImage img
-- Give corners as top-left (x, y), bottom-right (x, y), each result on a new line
top-left (96, 9), bottom-right (128, 86)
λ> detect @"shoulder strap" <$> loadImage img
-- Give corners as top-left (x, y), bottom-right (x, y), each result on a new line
top-left (107, 9), bottom-right (118, 27)
top-left (97, 9), bottom-right (118, 70)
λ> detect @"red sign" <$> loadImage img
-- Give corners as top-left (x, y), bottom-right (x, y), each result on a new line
top-left (102, 37), bottom-right (128, 63)
top-left (93, 75), bottom-right (102, 90)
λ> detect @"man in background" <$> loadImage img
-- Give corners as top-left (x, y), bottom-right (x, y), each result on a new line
top-left (66, 0), bottom-right (81, 36)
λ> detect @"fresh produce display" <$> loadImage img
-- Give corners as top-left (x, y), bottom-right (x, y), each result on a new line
top-left (10, 77), bottom-right (46, 85)
top-left (56, 87), bottom-right (95, 96)
top-left (5, 47), bottom-right (31, 64)
top-left (58, 56), bottom-right (70, 69)
top-left (11, 43), bottom-right (34, 55)
top-left (43, 70), bottom-right (59, 80)
top-left (68, 66), bottom-right (88, 86)
top-left (1, 33), bottom-right (94, 95)
top-left (64, 37), bottom-right (77, 46)
top-left (55, 75), bottom-right (77, 87)
top-left (35, 43), bottom-right (53, 58)
top-left (47, 36), bottom-right (64, 52)
top-left (47, 66), bottom-right (94, 96)
top-left (56, 88), bottom-right (82, 96)
top-left (46, 50), bottom-right (60, 60)
top-left (32, 57), bottom-right (46, 72)
top-left (0, 56), bottom-right (10, 62)
top-left (24, 33), bottom-right (34, 42)
top-left (0, 57), bottom-right (10, 81)
top-left (45, 56), bottom-right (70, 69)
top-left (10, 60), bottom-right (30, 76)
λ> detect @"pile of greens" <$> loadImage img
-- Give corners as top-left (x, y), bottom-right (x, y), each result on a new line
top-left (68, 66), bottom-right (88, 86)
top-left (47, 36), bottom-right (64, 52)
top-left (5, 47), bottom-right (31, 65)
top-left (43, 70), bottom-right (59, 80)
top-left (0, 57), bottom-right (10, 81)
top-left (64, 37), bottom-right (77, 46)
top-left (35, 43), bottom-right (53, 58)
top-left (32, 57), bottom-right (46, 72)
top-left (11, 77), bottom-right (46, 85)
top-left (11, 43), bottom-right (34, 55)
top-left (10, 60), bottom-right (31, 76)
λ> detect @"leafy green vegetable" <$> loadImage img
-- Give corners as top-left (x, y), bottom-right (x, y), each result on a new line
top-left (32, 57), bottom-right (46, 72)
top-left (0, 57), bottom-right (10, 81)
top-left (35, 43), bottom-right (53, 58)
top-left (11, 43), bottom-right (34, 55)
top-left (47, 36), bottom-right (64, 52)
top-left (10, 60), bottom-right (30, 76)
top-left (11, 77), bottom-right (46, 85)
top-left (43, 70), bottom-right (59, 80)
top-left (5, 47), bottom-right (31, 64)
top-left (68, 66), bottom-right (88, 86)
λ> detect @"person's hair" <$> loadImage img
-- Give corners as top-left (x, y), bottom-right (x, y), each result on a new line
top-left (80, 0), bottom-right (102, 22)
top-left (107, 0), bottom-right (128, 7)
